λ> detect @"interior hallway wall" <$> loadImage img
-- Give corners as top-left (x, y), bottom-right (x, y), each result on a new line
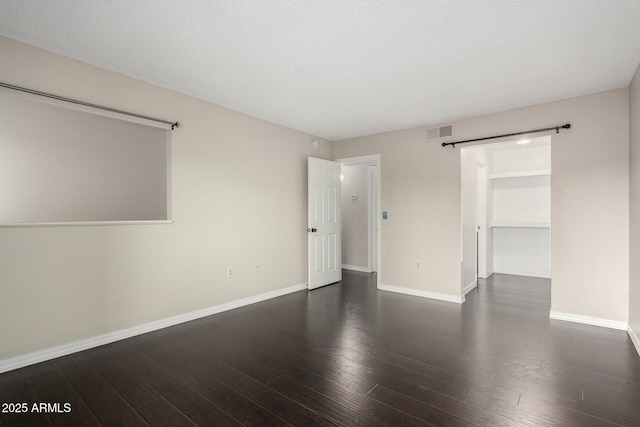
top-left (340, 165), bottom-right (370, 271)
top-left (0, 36), bottom-right (332, 363)
top-left (334, 88), bottom-right (629, 324)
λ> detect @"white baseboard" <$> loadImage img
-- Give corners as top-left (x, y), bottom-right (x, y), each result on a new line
top-left (549, 311), bottom-right (628, 331)
top-left (478, 270), bottom-right (494, 279)
top-left (629, 325), bottom-right (640, 357)
top-left (463, 280), bottom-right (477, 295)
top-left (379, 283), bottom-right (463, 304)
top-left (493, 269), bottom-right (551, 279)
top-left (342, 264), bottom-right (371, 273)
top-left (0, 283), bottom-right (307, 374)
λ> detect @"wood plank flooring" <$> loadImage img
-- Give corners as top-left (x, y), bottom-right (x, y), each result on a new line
top-left (1, 271), bottom-right (639, 426)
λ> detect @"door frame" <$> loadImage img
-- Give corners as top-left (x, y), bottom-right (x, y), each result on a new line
top-left (476, 161), bottom-right (488, 278)
top-left (335, 154), bottom-right (381, 288)
top-left (461, 136), bottom-right (552, 284)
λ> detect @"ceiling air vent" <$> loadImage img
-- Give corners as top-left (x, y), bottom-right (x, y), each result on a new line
top-left (439, 125), bottom-right (453, 137)
top-left (427, 125), bottom-right (453, 139)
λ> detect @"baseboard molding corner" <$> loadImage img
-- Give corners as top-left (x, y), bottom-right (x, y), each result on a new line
top-left (628, 325), bottom-right (640, 357)
top-left (463, 280), bottom-right (477, 295)
top-left (549, 311), bottom-right (628, 331)
top-left (379, 283), bottom-right (463, 304)
top-left (0, 282), bottom-right (307, 374)
top-left (342, 264), bottom-right (371, 273)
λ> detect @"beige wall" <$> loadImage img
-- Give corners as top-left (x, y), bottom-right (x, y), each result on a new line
top-left (546, 90), bottom-right (628, 322)
top-left (630, 63), bottom-right (640, 339)
top-left (335, 89), bottom-right (630, 322)
top-left (1, 34), bottom-right (634, 364)
top-left (334, 128), bottom-right (463, 297)
top-left (0, 36), bottom-right (332, 361)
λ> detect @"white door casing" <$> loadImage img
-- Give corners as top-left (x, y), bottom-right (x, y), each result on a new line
top-left (308, 157), bottom-right (341, 290)
top-left (476, 162), bottom-right (488, 278)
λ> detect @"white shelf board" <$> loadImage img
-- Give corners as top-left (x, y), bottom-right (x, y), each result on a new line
top-left (491, 221), bottom-right (550, 229)
top-left (489, 169), bottom-right (551, 180)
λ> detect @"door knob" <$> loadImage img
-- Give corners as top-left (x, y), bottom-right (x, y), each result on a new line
top-left (307, 227), bottom-right (317, 232)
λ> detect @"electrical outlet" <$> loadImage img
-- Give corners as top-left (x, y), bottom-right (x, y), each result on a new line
top-left (254, 265), bottom-right (261, 273)
top-left (416, 262), bottom-right (421, 269)
top-left (226, 267), bottom-right (234, 278)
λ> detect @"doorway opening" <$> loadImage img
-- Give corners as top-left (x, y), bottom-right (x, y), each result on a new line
top-left (336, 155), bottom-right (381, 288)
top-left (461, 136), bottom-right (551, 297)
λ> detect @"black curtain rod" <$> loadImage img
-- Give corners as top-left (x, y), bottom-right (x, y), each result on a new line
top-left (0, 82), bottom-right (180, 130)
top-left (442, 123), bottom-right (571, 148)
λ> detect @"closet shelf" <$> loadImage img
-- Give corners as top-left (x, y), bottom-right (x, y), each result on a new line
top-left (491, 221), bottom-right (550, 229)
top-left (489, 169), bottom-right (551, 180)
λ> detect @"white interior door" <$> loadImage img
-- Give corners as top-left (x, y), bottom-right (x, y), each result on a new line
top-left (308, 157), bottom-right (341, 290)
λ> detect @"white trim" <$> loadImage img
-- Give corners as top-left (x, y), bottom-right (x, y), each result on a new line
top-left (375, 160), bottom-right (381, 287)
top-left (379, 283), bottom-right (464, 304)
top-left (493, 269), bottom-right (551, 279)
top-left (549, 311), bottom-right (628, 331)
top-left (628, 326), bottom-right (640, 357)
top-left (476, 162), bottom-right (488, 279)
top-left (478, 270), bottom-right (494, 279)
top-left (342, 264), bottom-right (371, 273)
top-left (335, 154), bottom-right (380, 166)
top-left (0, 283), bottom-right (307, 374)
top-left (463, 280), bottom-right (477, 295)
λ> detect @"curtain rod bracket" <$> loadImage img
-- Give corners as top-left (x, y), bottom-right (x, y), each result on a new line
top-left (441, 123), bottom-right (571, 148)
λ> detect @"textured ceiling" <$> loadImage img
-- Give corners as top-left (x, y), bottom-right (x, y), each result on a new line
top-left (1, 1), bottom-right (640, 140)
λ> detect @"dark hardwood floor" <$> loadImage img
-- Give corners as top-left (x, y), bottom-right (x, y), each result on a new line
top-left (1, 271), bottom-right (639, 426)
